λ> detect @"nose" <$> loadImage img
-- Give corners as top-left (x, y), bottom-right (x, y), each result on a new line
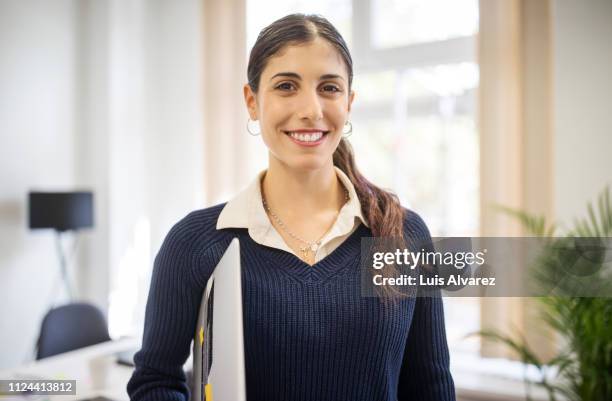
top-left (296, 88), bottom-right (323, 121)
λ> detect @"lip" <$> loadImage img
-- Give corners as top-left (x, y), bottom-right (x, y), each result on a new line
top-left (284, 130), bottom-right (329, 147)
top-left (285, 128), bottom-right (330, 133)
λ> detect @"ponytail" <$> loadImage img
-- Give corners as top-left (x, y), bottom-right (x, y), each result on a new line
top-left (334, 138), bottom-right (409, 302)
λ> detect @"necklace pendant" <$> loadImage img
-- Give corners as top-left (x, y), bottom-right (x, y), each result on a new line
top-left (310, 243), bottom-right (318, 252)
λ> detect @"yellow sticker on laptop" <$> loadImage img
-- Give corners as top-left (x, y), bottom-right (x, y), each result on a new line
top-left (204, 383), bottom-right (213, 401)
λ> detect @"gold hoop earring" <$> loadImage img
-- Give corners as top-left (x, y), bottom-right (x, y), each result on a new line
top-left (247, 118), bottom-right (261, 136)
top-left (342, 121), bottom-right (353, 138)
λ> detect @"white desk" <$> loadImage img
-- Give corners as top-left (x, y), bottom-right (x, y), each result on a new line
top-left (0, 338), bottom-right (140, 401)
top-left (1, 338), bottom-right (559, 401)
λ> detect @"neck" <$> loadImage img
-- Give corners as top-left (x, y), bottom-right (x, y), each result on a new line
top-left (261, 158), bottom-right (345, 220)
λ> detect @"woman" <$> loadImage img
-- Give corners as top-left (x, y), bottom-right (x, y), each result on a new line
top-left (127, 13), bottom-right (455, 401)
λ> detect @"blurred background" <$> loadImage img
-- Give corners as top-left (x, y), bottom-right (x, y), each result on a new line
top-left (0, 0), bottom-right (610, 400)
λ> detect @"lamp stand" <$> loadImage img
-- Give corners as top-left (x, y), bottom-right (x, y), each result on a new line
top-left (54, 230), bottom-right (74, 301)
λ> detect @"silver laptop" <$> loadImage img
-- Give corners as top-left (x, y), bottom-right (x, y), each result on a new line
top-left (192, 238), bottom-right (246, 401)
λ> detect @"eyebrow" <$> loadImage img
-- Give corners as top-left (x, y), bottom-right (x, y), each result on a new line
top-left (269, 72), bottom-right (345, 82)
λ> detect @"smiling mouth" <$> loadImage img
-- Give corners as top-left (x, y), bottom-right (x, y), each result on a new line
top-left (283, 130), bottom-right (330, 143)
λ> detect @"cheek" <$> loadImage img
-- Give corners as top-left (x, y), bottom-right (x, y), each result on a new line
top-left (325, 102), bottom-right (349, 128)
top-left (259, 105), bottom-right (287, 146)
top-left (260, 100), bottom-right (292, 129)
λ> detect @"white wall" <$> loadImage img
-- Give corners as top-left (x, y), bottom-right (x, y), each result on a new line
top-left (554, 0), bottom-right (612, 223)
top-left (0, 0), bottom-right (80, 368)
top-left (0, 0), bottom-right (204, 369)
top-left (104, 0), bottom-right (206, 339)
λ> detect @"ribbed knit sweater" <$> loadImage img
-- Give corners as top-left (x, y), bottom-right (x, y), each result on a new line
top-left (126, 203), bottom-right (455, 401)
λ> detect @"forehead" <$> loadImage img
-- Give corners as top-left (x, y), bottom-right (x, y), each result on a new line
top-left (262, 37), bottom-right (348, 79)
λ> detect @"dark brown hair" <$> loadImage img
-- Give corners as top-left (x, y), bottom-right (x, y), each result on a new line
top-left (247, 14), bottom-right (408, 300)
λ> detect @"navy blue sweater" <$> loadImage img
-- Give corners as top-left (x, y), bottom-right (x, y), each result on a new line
top-left (127, 203), bottom-right (455, 401)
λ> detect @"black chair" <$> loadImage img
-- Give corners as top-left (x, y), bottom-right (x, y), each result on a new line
top-left (36, 302), bottom-right (111, 359)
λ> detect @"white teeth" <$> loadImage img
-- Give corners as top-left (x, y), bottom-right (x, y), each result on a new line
top-left (288, 131), bottom-right (324, 142)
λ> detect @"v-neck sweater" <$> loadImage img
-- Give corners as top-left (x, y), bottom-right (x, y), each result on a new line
top-left (126, 202), bottom-right (456, 401)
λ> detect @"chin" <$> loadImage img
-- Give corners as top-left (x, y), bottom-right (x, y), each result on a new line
top-left (286, 157), bottom-right (329, 172)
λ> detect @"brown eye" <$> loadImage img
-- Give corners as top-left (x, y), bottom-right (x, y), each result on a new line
top-left (322, 84), bottom-right (341, 93)
top-left (276, 82), bottom-right (295, 91)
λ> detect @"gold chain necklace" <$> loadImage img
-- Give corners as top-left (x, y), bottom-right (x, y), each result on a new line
top-left (261, 188), bottom-right (350, 261)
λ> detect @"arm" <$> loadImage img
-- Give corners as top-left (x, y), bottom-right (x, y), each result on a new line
top-left (397, 290), bottom-right (455, 400)
top-left (127, 214), bottom-right (209, 401)
top-left (397, 210), bottom-right (456, 401)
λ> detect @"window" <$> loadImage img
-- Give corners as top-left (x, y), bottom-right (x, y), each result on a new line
top-left (371, 0), bottom-right (478, 48)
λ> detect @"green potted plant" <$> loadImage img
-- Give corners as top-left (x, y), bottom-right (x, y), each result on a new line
top-left (474, 187), bottom-right (612, 401)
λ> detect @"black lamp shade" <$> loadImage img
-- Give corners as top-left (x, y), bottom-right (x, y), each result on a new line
top-left (28, 191), bottom-right (94, 232)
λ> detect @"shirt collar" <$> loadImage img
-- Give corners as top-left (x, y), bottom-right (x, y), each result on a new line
top-left (216, 166), bottom-right (369, 231)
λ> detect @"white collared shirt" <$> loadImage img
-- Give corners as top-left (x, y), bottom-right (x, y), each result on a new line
top-left (216, 166), bottom-right (369, 263)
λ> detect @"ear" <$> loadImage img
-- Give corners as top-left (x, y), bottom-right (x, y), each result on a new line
top-left (347, 89), bottom-right (355, 114)
top-left (243, 83), bottom-right (259, 120)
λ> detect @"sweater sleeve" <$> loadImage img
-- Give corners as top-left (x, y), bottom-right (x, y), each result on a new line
top-left (397, 210), bottom-right (456, 401)
top-left (126, 213), bottom-right (210, 401)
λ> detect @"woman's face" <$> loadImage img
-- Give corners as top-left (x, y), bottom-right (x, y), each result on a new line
top-left (244, 37), bottom-right (355, 171)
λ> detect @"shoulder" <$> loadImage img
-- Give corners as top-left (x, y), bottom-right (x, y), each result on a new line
top-left (159, 202), bottom-right (237, 262)
top-left (157, 202), bottom-right (238, 286)
top-left (165, 202), bottom-right (228, 243)
top-left (401, 206), bottom-right (433, 242)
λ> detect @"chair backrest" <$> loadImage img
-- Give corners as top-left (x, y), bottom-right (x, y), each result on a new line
top-left (36, 302), bottom-right (111, 359)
